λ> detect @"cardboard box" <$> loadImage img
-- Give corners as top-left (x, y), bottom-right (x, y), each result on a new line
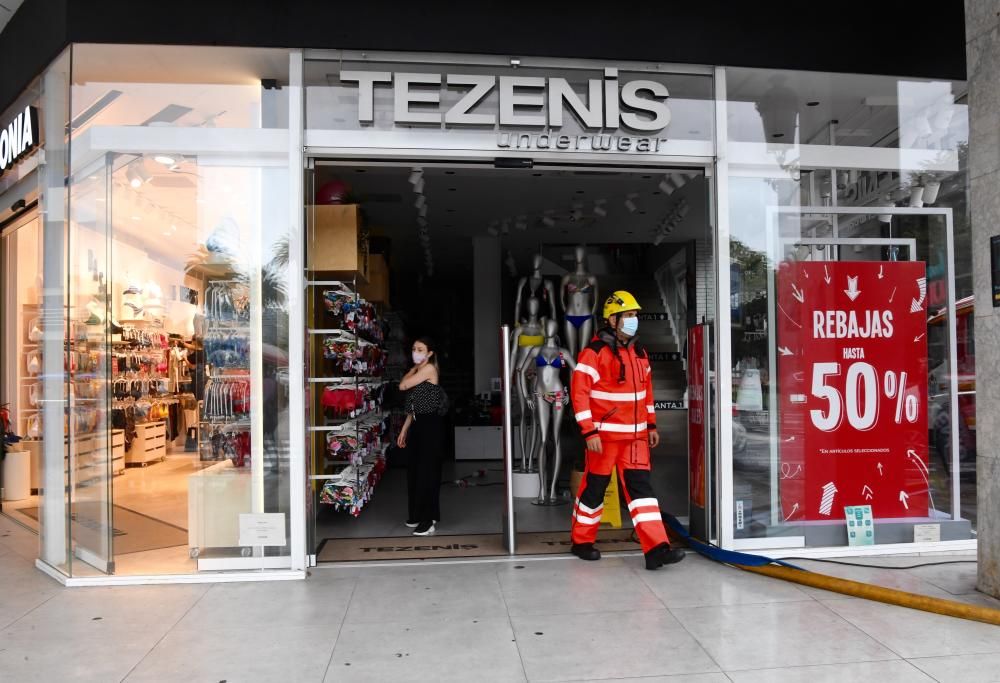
top-left (359, 253), bottom-right (389, 303)
top-left (308, 204), bottom-right (368, 278)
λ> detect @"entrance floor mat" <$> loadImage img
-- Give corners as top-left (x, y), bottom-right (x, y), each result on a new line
top-left (317, 528), bottom-right (640, 562)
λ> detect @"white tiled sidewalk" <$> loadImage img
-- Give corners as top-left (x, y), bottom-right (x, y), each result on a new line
top-left (1, 513), bottom-right (999, 682)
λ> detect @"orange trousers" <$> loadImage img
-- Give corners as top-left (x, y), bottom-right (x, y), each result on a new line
top-left (570, 439), bottom-right (670, 553)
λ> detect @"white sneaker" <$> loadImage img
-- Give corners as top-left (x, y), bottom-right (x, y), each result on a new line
top-left (413, 523), bottom-right (435, 536)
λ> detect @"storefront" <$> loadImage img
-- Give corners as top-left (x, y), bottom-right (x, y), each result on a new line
top-left (0, 36), bottom-right (974, 583)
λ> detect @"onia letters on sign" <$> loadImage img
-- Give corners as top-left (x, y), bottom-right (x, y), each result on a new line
top-left (339, 68), bottom-right (672, 153)
top-left (0, 106), bottom-right (38, 178)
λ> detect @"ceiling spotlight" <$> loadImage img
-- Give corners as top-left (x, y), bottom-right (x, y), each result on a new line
top-left (909, 186), bottom-right (924, 208)
top-left (542, 216), bottom-right (556, 227)
top-left (153, 155), bottom-right (176, 166)
top-left (515, 220), bottom-right (528, 231)
top-left (624, 195), bottom-right (638, 213)
top-left (658, 176), bottom-right (676, 194)
top-left (571, 209), bottom-right (583, 221)
top-left (417, 217), bottom-right (428, 227)
top-left (418, 205), bottom-right (427, 217)
top-left (413, 177), bottom-right (425, 194)
top-left (409, 167), bottom-right (424, 185)
top-left (593, 205), bottom-right (607, 217)
top-left (652, 233), bottom-right (665, 246)
top-left (414, 195), bottom-right (426, 209)
top-left (487, 226), bottom-right (499, 236)
top-left (922, 174), bottom-right (941, 204)
top-left (126, 163), bottom-right (151, 189)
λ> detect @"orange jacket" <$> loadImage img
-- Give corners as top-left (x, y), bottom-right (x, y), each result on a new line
top-left (571, 329), bottom-right (656, 441)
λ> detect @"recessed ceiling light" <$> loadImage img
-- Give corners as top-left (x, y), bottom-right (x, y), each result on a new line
top-left (445, 170), bottom-right (455, 175)
top-left (532, 173), bottom-right (542, 177)
top-left (639, 211), bottom-right (647, 215)
top-left (626, 231), bottom-right (634, 235)
top-left (652, 191), bottom-right (661, 195)
top-left (642, 175), bottom-right (651, 179)
top-left (131, 215), bottom-right (141, 221)
top-left (807, 101), bottom-right (820, 107)
top-left (575, 190), bottom-right (584, 194)
top-left (355, 169), bottom-right (367, 173)
top-left (448, 188), bottom-right (457, 191)
top-left (153, 155), bottom-right (176, 166)
top-left (447, 209), bottom-right (455, 213)
top-left (772, 133), bottom-right (785, 139)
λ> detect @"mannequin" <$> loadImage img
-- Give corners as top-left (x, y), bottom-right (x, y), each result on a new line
top-left (514, 253), bottom-right (557, 325)
top-left (510, 296), bottom-right (545, 471)
top-left (560, 245), bottom-right (599, 359)
top-left (518, 318), bottom-right (576, 504)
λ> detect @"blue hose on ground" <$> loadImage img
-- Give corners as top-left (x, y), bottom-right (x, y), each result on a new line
top-left (661, 512), bottom-right (801, 569)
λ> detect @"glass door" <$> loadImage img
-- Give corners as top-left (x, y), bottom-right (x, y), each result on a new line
top-left (729, 205), bottom-right (969, 550)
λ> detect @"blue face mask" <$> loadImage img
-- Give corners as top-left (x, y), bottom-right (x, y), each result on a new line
top-left (621, 317), bottom-right (639, 337)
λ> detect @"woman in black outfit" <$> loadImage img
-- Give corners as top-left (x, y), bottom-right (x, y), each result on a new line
top-left (396, 337), bottom-right (446, 536)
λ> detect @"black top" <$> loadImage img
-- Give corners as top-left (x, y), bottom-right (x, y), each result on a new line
top-left (405, 381), bottom-right (446, 416)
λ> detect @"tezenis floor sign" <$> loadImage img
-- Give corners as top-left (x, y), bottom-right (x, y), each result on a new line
top-left (776, 261), bottom-right (930, 521)
top-left (0, 106), bottom-right (38, 178)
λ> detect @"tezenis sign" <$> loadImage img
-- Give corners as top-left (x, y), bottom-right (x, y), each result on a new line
top-left (340, 68), bottom-right (672, 153)
top-left (0, 106), bottom-right (38, 178)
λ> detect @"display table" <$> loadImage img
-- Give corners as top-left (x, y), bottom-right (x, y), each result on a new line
top-left (187, 460), bottom-right (252, 557)
top-left (454, 425), bottom-right (505, 460)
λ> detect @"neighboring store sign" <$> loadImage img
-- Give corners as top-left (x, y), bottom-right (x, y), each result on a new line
top-left (687, 325), bottom-right (706, 508)
top-left (0, 106), bottom-right (38, 178)
top-left (776, 261), bottom-right (929, 521)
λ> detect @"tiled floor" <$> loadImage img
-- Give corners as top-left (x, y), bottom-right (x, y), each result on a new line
top-left (1, 514), bottom-right (998, 682)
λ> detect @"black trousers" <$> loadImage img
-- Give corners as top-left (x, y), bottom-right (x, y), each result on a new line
top-left (407, 414), bottom-right (444, 525)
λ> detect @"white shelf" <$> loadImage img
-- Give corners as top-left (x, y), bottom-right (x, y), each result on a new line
top-left (307, 377), bottom-right (388, 386)
top-left (306, 280), bottom-right (354, 288)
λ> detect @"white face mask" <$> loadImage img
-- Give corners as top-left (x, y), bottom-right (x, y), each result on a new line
top-left (621, 317), bottom-right (639, 337)
top-left (412, 352), bottom-right (428, 365)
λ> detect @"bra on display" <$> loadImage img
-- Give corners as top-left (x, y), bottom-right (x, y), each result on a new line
top-left (26, 351), bottom-right (41, 375)
top-left (27, 318), bottom-right (42, 342)
top-left (535, 352), bottom-right (565, 369)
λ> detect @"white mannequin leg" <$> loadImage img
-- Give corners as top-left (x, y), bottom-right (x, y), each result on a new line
top-left (535, 398), bottom-right (552, 503)
top-left (564, 319), bottom-right (579, 361)
top-left (580, 318), bottom-right (594, 350)
top-left (549, 401), bottom-right (567, 501)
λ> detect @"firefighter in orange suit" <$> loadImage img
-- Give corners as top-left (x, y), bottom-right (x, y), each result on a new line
top-left (569, 290), bottom-right (685, 569)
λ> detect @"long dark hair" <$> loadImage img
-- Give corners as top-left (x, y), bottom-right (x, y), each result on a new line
top-left (414, 336), bottom-right (440, 370)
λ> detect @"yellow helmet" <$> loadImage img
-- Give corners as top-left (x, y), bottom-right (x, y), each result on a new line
top-left (602, 290), bottom-right (642, 320)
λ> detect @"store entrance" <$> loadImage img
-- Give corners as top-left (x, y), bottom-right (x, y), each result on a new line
top-left (306, 162), bottom-right (714, 563)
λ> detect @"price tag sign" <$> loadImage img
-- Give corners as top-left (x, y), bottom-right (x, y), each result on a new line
top-left (777, 261), bottom-right (929, 521)
top-left (238, 513), bottom-right (287, 547)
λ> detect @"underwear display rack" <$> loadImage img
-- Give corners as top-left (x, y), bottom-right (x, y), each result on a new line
top-left (200, 278), bottom-right (253, 466)
top-left (306, 278), bottom-right (388, 515)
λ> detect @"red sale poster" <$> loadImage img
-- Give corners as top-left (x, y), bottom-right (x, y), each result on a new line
top-left (777, 261), bottom-right (929, 521)
top-left (688, 325), bottom-right (706, 508)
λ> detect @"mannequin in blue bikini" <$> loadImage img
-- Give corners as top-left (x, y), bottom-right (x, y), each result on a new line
top-left (518, 319), bottom-right (577, 503)
top-left (560, 245), bottom-right (599, 360)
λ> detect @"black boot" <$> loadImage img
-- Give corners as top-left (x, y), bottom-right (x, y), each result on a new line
top-left (571, 543), bottom-right (601, 561)
top-left (644, 542), bottom-right (685, 570)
